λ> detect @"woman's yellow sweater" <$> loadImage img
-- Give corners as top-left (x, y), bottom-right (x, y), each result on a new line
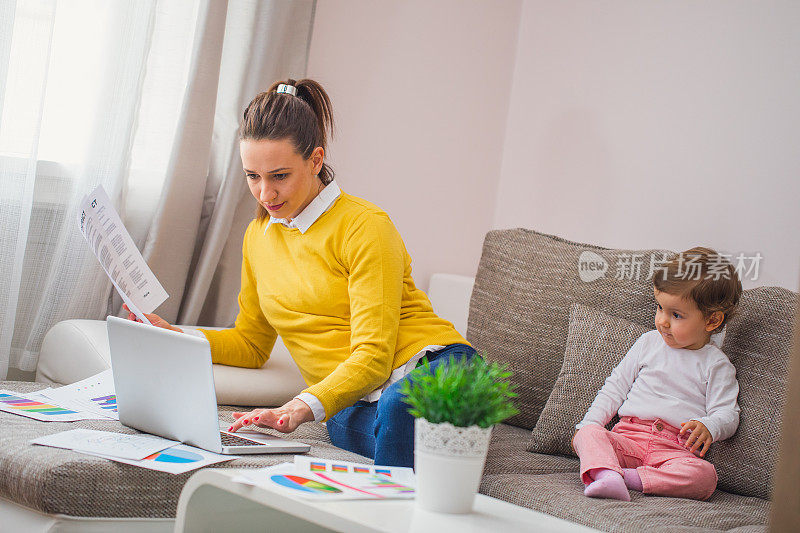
top-left (198, 191), bottom-right (468, 420)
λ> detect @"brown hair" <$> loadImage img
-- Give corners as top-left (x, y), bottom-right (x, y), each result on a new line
top-left (239, 79), bottom-right (335, 220)
top-left (653, 246), bottom-right (742, 334)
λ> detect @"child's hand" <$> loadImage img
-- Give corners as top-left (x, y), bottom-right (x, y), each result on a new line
top-left (680, 420), bottom-right (712, 457)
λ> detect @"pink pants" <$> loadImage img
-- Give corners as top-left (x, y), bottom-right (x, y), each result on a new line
top-left (573, 417), bottom-right (718, 501)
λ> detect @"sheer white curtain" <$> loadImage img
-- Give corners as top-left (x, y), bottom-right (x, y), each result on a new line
top-left (0, 0), bottom-right (316, 380)
top-left (0, 0), bottom-right (163, 380)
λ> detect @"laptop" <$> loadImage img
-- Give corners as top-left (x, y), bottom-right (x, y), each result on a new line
top-left (106, 315), bottom-right (311, 455)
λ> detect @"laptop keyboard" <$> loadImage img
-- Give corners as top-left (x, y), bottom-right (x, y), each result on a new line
top-left (220, 431), bottom-right (268, 447)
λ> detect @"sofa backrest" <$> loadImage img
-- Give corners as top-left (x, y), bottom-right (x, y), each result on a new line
top-left (707, 285), bottom-right (797, 498)
top-left (467, 229), bottom-right (667, 429)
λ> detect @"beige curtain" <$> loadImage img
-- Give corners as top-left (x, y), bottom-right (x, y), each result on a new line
top-left (136, 0), bottom-right (316, 326)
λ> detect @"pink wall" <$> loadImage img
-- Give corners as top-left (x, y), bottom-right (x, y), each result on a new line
top-left (306, 0), bottom-right (521, 290)
top-left (495, 1), bottom-right (800, 290)
top-left (308, 1), bottom-right (800, 291)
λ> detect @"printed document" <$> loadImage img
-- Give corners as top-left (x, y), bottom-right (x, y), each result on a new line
top-left (31, 428), bottom-right (178, 460)
top-left (79, 185), bottom-right (168, 324)
top-left (232, 456), bottom-right (416, 500)
top-left (40, 369), bottom-right (118, 420)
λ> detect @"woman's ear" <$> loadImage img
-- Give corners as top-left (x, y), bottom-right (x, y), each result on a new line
top-left (705, 311), bottom-right (724, 332)
top-left (310, 146), bottom-right (324, 175)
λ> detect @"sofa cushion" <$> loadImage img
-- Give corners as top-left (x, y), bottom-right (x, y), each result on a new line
top-left (0, 381), bottom-right (369, 519)
top-left (705, 286), bottom-right (798, 499)
top-left (467, 228), bottom-right (668, 429)
top-left (480, 472), bottom-right (770, 532)
top-left (485, 422), bottom-right (579, 476)
top-left (528, 304), bottom-right (651, 457)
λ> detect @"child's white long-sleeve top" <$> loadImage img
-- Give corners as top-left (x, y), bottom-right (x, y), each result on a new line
top-left (576, 330), bottom-right (740, 442)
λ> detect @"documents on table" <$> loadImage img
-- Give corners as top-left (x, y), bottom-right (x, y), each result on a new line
top-left (31, 429), bottom-right (178, 460)
top-left (78, 185), bottom-right (168, 324)
top-left (29, 429), bottom-right (235, 474)
top-left (232, 456), bottom-right (416, 500)
top-left (39, 369), bottom-right (119, 420)
top-left (293, 455), bottom-right (415, 482)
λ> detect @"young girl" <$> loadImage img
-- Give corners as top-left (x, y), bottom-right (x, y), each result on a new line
top-left (572, 247), bottom-right (742, 501)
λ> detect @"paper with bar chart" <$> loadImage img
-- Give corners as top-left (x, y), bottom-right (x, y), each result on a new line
top-left (233, 460), bottom-right (416, 501)
top-left (0, 390), bottom-right (104, 422)
top-left (78, 185), bottom-right (168, 324)
top-left (40, 369), bottom-right (119, 420)
top-left (294, 455), bottom-right (414, 483)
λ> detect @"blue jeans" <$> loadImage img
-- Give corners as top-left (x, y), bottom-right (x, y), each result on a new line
top-left (326, 343), bottom-right (479, 468)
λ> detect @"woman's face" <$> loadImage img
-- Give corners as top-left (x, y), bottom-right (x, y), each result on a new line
top-left (240, 138), bottom-right (324, 220)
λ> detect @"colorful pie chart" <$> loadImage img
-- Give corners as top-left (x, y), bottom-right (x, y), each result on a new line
top-left (144, 448), bottom-right (203, 463)
top-left (271, 474), bottom-right (342, 494)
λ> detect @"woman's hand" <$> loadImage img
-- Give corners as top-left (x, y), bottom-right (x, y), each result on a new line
top-left (229, 398), bottom-right (315, 434)
top-left (680, 420), bottom-right (713, 457)
top-left (122, 304), bottom-right (183, 333)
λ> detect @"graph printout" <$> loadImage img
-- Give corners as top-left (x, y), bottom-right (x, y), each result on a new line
top-left (0, 390), bottom-right (100, 422)
top-left (78, 185), bottom-right (168, 324)
top-left (40, 369), bottom-right (119, 420)
top-left (87, 444), bottom-right (236, 474)
top-left (233, 462), bottom-right (416, 501)
top-left (294, 455), bottom-right (414, 483)
top-left (30, 429), bottom-right (178, 461)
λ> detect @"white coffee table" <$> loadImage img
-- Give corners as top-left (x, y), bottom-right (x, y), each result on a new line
top-left (174, 468), bottom-right (597, 533)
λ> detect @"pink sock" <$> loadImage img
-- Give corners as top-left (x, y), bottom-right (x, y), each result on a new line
top-left (584, 468), bottom-right (631, 501)
top-left (623, 468), bottom-right (643, 492)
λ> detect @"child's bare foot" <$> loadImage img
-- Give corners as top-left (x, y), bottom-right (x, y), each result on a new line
top-left (584, 469), bottom-right (631, 501)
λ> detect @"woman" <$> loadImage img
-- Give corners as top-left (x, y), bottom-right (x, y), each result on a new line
top-left (126, 79), bottom-right (477, 467)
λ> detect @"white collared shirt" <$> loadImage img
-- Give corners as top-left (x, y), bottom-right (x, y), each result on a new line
top-left (263, 179), bottom-right (342, 235)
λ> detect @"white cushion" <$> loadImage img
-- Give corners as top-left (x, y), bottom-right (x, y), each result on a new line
top-left (36, 319), bottom-right (112, 386)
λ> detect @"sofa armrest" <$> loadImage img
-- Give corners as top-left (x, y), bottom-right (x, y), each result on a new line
top-left (35, 319), bottom-right (307, 407)
top-left (36, 319), bottom-right (112, 386)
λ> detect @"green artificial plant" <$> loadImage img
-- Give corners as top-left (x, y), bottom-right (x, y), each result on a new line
top-left (399, 354), bottom-right (519, 428)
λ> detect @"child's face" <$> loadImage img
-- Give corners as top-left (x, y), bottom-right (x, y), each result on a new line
top-left (653, 289), bottom-right (723, 350)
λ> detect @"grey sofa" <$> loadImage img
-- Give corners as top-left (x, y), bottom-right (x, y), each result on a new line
top-left (469, 229), bottom-right (794, 532)
top-left (0, 228), bottom-right (794, 532)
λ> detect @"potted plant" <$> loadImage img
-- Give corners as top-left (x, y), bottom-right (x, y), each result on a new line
top-left (400, 354), bottom-right (518, 513)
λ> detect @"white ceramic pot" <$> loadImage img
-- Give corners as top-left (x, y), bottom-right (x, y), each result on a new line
top-left (413, 417), bottom-right (493, 514)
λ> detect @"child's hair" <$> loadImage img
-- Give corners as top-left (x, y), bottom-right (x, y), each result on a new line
top-left (239, 79), bottom-right (335, 220)
top-left (653, 246), bottom-right (742, 334)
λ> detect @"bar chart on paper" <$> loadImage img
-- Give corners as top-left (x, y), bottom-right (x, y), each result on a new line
top-left (89, 394), bottom-right (118, 413)
top-left (0, 391), bottom-right (88, 422)
top-left (41, 370), bottom-right (119, 420)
